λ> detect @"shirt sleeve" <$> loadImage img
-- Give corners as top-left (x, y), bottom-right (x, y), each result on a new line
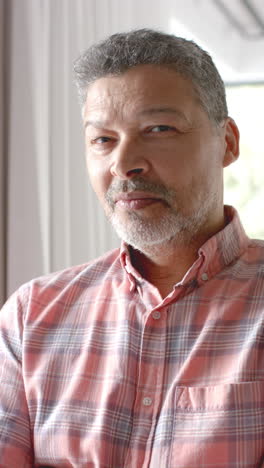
top-left (0, 286), bottom-right (33, 467)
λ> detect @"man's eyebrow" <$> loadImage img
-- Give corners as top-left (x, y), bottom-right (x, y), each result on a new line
top-left (84, 120), bottom-right (108, 130)
top-left (139, 107), bottom-right (191, 123)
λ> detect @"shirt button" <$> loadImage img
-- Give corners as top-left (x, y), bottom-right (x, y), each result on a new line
top-left (201, 273), bottom-right (208, 281)
top-left (143, 397), bottom-right (152, 406)
top-left (152, 311), bottom-right (161, 320)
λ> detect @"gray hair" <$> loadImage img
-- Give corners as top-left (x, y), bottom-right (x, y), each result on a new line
top-left (73, 28), bottom-right (228, 124)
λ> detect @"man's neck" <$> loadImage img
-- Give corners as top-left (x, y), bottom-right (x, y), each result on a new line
top-left (129, 215), bottom-right (227, 298)
top-left (130, 242), bottom-right (199, 298)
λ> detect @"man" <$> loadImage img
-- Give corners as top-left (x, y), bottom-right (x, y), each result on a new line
top-left (0, 29), bottom-right (263, 468)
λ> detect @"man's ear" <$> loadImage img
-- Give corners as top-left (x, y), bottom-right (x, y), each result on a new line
top-left (222, 117), bottom-right (240, 168)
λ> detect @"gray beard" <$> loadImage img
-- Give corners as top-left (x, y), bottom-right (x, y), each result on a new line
top-left (105, 177), bottom-right (215, 251)
top-left (109, 203), bottom-right (210, 250)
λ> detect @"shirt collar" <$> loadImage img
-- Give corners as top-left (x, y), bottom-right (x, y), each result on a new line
top-left (120, 205), bottom-right (250, 287)
top-left (197, 205), bottom-right (249, 281)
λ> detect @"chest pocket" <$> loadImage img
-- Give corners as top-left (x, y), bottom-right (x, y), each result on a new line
top-left (169, 381), bottom-right (264, 468)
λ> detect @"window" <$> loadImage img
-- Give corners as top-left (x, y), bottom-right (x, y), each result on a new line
top-left (224, 85), bottom-right (264, 239)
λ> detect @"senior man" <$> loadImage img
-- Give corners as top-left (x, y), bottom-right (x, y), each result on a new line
top-left (0, 29), bottom-right (263, 468)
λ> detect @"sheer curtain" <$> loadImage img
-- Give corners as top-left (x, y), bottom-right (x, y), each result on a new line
top-left (0, 0), bottom-right (6, 305)
top-left (1, 0), bottom-right (171, 305)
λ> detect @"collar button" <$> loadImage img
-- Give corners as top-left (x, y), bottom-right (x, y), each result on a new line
top-left (201, 272), bottom-right (209, 281)
top-left (152, 311), bottom-right (161, 320)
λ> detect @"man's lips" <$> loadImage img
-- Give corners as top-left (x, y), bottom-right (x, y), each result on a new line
top-left (114, 192), bottom-right (163, 210)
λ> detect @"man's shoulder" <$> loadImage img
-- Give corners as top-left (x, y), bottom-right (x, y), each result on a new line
top-left (32, 247), bottom-right (121, 288)
top-left (249, 238), bottom-right (264, 248)
top-left (5, 248), bottom-right (122, 311)
top-left (238, 237), bottom-right (264, 276)
top-left (247, 237), bottom-right (264, 258)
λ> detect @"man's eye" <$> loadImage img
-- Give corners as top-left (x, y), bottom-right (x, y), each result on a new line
top-left (91, 136), bottom-right (112, 144)
top-left (149, 125), bottom-right (175, 133)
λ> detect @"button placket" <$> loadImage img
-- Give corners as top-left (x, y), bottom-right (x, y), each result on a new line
top-left (124, 305), bottom-right (167, 467)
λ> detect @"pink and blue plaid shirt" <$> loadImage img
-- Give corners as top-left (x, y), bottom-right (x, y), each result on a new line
top-left (0, 206), bottom-right (263, 468)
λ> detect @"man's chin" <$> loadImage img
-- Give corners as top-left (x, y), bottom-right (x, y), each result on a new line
top-left (108, 206), bottom-right (211, 252)
top-left (109, 216), bottom-right (182, 250)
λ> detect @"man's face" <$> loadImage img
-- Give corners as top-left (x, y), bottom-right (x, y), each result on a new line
top-left (83, 65), bottom-right (236, 250)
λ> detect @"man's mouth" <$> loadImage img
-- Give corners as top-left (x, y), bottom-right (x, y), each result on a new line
top-left (114, 192), bottom-right (163, 210)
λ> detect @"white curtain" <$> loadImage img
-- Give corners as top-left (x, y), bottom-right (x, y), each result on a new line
top-left (2, 0), bottom-right (171, 303)
top-left (0, 0), bottom-right (5, 305)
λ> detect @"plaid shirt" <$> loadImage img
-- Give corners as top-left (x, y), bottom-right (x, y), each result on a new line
top-left (0, 206), bottom-right (263, 468)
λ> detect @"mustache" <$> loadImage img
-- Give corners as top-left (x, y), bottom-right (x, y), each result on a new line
top-left (105, 177), bottom-right (175, 207)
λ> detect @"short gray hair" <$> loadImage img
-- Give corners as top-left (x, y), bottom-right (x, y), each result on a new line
top-left (73, 28), bottom-right (228, 124)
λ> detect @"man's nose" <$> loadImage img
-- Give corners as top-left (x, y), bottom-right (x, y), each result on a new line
top-left (110, 138), bottom-right (151, 179)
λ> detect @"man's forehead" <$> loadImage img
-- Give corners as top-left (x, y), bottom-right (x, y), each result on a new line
top-left (85, 64), bottom-right (196, 100)
top-left (83, 66), bottom-right (199, 125)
